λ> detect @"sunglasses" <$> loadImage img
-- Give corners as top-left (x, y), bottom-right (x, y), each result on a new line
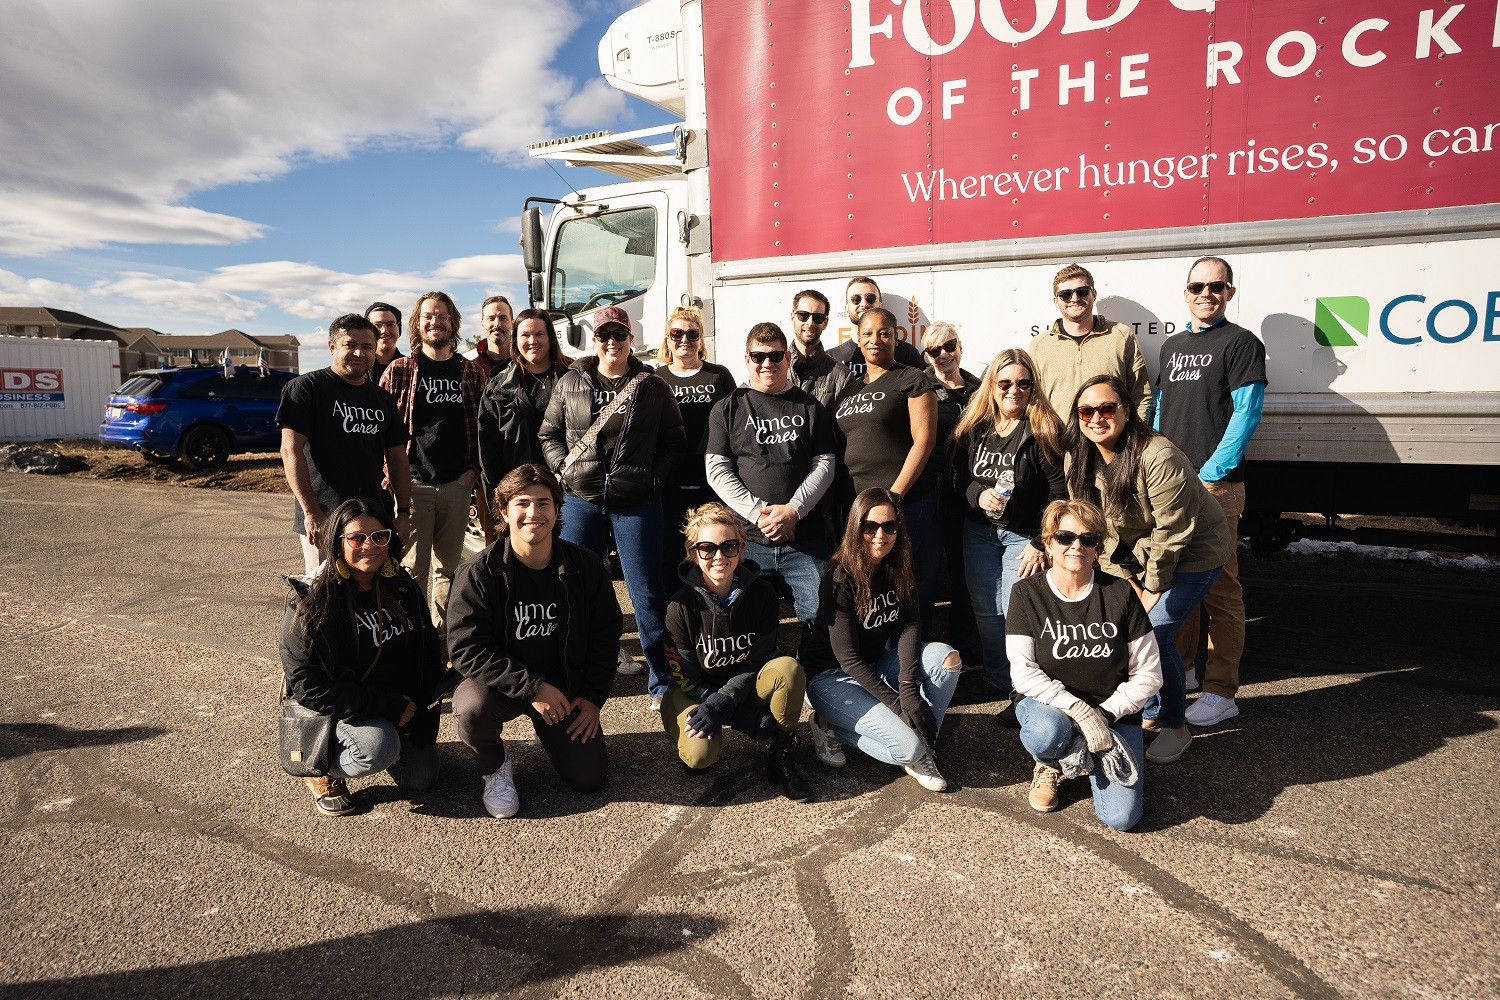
top-left (594, 327), bottom-right (630, 342)
top-left (859, 519), bottom-right (900, 537)
top-left (924, 339), bottom-right (959, 358)
top-left (748, 350), bottom-right (788, 365)
top-left (342, 529), bottom-right (393, 547)
top-left (1077, 401), bottom-right (1122, 419)
top-left (668, 328), bottom-right (701, 341)
top-left (1050, 530), bottom-right (1102, 549)
top-left (996, 378), bottom-right (1034, 392)
top-left (1186, 280), bottom-right (1231, 294)
top-left (693, 539), bottom-right (744, 558)
top-left (1055, 285), bottom-right (1094, 302)
top-left (794, 309), bottom-right (829, 324)
top-left (849, 293), bottom-right (879, 306)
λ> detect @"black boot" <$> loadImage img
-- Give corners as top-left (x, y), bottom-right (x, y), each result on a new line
top-left (767, 727), bottom-right (811, 801)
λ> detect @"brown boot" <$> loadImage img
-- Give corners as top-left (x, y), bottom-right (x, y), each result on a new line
top-left (303, 775), bottom-right (355, 816)
top-left (1028, 762), bottom-right (1062, 813)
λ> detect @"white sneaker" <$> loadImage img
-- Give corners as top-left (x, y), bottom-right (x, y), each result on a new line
top-left (481, 755), bottom-right (520, 818)
top-left (903, 752), bottom-right (948, 792)
top-left (1184, 692), bottom-right (1239, 726)
top-left (1184, 667), bottom-right (1199, 691)
top-left (805, 707), bottom-right (846, 768)
top-left (649, 692), bottom-right (664, 713)
top-left (616, 647), bottom-right (646, 675)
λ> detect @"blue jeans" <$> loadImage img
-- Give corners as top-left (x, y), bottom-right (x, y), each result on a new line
top-left (1015, 697), bottom-right (1145, 831)
top-left (1140, 567), bottom-right (1222, 729)
top-left (561, 494), bottom-right (671, 697)
top-left (744, 534), bottom-right (828, 635)
top-left (331, 718), bottom-right (441, 791)
top-left (901, 490), bottom-right (941, 639)
top-left (961, 518), bottom-right (1030, 692)
top-left (806, 642), bottom-right (960, 766)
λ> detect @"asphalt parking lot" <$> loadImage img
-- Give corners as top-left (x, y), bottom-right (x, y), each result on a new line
top-left (1, 472), bottom-right (1496, 999)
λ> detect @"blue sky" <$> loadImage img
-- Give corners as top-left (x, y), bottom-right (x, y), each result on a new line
top-left (0, 0), bottom-right (673, 371)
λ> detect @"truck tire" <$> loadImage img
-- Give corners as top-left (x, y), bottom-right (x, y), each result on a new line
top-left (1244, 510), bottom-right (1296, 555)
top-left (179, 425), bottom-right (230, 471)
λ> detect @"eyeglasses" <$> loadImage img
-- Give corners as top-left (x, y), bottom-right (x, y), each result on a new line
top-left (1050, 530), bottom-right (1101, 549)
top-left (693, 539), bottom-right (744, 558)
top-left (849, 293), bottom-right (879, 306)
top-left (924, 340), bottom-right (959, 358)
top-left (794, 310), bottom-right (828, 324)
top-left (1077, 401), bottom-right (1121, 419)
top-left (342, 529), bottom-right (393, 547)
top-left (748, 350), bottom-right (788, 365)
top-left (1186, 280), bottom-right (1230, 295)
top-left (859, 519), bottom-right (900, 537)
top-left (996, 378), bottom-right (1034, 392)
top-left (594, 327), bottom-right (630, 342)
top-left (668, 328), bottom-right (701, 341)
top-left (1055, 285), bottom-right (1094, 302)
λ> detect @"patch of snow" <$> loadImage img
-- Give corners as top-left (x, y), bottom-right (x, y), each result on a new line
top-left (1285, 539), bottom-right (1497, 571)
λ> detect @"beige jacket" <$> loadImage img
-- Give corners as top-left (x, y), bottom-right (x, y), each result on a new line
top-left (1029, 316), bottom-right (1151, 422)
top-left (1080, 435), bottom-right (1233, 593)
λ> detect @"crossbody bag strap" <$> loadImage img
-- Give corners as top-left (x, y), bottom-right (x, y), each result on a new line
top-left (562, 370), bottom-right (652, 474)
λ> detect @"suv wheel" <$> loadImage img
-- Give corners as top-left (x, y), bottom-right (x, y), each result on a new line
top-left (179, 425), bottom-right (230, 470)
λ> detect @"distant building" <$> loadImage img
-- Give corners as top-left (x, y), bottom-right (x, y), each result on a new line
top-left (0, 308), bottom-right (300, 374)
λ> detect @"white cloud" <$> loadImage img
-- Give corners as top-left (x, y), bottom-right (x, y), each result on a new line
top-left (0, 0), bottom-right (606, 255)
top-left (0, 268), bottom-right (87, 308)
top-left (90, 273), bottom-right (262, 322)
top-left (431, 255), bottom-right (527, 287)
top-left (558, 78), bottom-right (631, 130)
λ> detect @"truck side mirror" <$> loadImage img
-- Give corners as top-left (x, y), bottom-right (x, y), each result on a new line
top-left (521, 208), bottom-right (545, 274)
top-left (528, 273), bottom-right (544, 307)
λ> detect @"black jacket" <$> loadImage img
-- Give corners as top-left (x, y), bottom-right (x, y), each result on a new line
top-left (789, 347), bottom-right (856, 410)
top-left (477, 361), bottom-right (566, 497)
top-left (664, 559), bottom-right (781, 708)
top-left (446, 535), bottom-right (622, 707)
top-left (279, 569), bottom-right (444, 745)
top-left (952, 419), bottom-right (1067, 538)
top-left (537, 355), bottom-right (686, 509)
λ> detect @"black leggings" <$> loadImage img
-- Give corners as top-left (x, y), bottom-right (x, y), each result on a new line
top-left (452, 679), bottom-right (607, 793)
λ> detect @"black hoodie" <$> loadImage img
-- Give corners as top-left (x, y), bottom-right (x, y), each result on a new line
top-left (664, 559), bottom-right (781, 707)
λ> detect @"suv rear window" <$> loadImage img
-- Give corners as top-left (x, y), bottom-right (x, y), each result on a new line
top-left (116, 374), bottom-right (167, 397)
top-left (177, 370), bottom-right (293, 401)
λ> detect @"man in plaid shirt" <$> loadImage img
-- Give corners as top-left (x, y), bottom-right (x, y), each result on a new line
top-left (381, 291), bottom-right (487, 642)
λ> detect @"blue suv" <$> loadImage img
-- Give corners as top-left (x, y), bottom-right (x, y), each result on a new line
top-left (99, 366), bottom-right (296, 469)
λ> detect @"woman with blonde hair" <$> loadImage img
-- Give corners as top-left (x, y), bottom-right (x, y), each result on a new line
top-left (950, 347), bottom-right (1069, 703)
top-left (662, 502), bottom-right (810, 800)
top-left (655, 305), bottom-right (737, 584)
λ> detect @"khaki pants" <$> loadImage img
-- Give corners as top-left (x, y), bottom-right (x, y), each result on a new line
top-left (402, 477), bottom-right (471, 640)
top-left (661, 656), bottom-right (806, 770)
top-left (1175, 479), bottom-right (1246, 698)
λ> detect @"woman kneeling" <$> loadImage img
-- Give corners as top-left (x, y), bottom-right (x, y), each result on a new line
top-left (801, 488), bottom-right (963, 791)
top-left (447, 464), bottom-right (624, 818)
top-left (1005, 499), bottom-right (1162, 831)
top-left (662, 503), bottom-right (810, 801)
top-left (280, 499), bottom-right (445, 816)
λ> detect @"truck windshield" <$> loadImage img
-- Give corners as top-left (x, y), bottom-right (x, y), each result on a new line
top-left (549, 207), bottom-right (656, 316)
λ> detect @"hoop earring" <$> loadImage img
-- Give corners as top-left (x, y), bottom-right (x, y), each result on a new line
top-left (380, 557), bottom-right (399, 578)
top-left (334, 557), bottom-right (352, 580)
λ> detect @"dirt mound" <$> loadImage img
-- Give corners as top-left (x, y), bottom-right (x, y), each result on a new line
top-left (4, 440), bottom-right (289, 494)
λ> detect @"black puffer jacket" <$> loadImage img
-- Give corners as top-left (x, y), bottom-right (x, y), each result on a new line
top-left (538, 355), bottom-right (686, 509)
top-left (446, 535), bottom-right (622, 708)
top-left (477, 361), bottom-right (567, 497)
top-left (279, 569), bottom-right (444, 745)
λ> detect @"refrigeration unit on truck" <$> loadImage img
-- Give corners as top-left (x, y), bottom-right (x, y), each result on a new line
top-left (520, 0), bottom-right (1500, 533)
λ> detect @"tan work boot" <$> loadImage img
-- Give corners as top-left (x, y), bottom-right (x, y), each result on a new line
top-left (1028, 762), bottom-right (1062, 812)
top-left (303, 775), bottom-right (355, 816)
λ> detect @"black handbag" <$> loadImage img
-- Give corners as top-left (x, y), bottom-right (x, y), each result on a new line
top-left (279, 697), bottom-right (335, 777)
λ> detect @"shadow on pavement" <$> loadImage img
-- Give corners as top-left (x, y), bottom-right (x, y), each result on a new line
top-left (0, 722), bottom-right (167, 762)
top-left (0, 906), bottom-right (718, 999)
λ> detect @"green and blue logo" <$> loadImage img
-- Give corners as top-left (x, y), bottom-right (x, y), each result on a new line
top-left (1313, 296), bottom-right (1369, 347)
top-left (1315, 293), bottom-right (1500, 346)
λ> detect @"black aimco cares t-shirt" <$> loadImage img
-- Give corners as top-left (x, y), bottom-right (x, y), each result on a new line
top-left (833, 364), bottom-right (935, 498)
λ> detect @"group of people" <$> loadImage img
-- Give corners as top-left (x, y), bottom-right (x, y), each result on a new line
top-left (276, 256), bottom-right (1266, 832)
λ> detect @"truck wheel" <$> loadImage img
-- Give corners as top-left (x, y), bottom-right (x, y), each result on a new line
top-left (179, 426), bottom-right (230, 470)
top-left (1244, 510), bottom-right (1295, 555)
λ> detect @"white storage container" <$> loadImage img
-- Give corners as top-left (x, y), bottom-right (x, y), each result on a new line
top-left (0, 336), bottom-right (119, 442)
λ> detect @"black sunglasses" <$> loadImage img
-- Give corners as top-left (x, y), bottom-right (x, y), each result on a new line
top-left (1186, 280), bottom-right (1231, 294)
top-left (849, 293), bottom-right (879, 305)
top-left (594, 327), bottom-right (630, 342)
top-left (668, 327), bottom-right (701, 341)
top-left (693, 539), bottom-right (743, 558)
top-left (996, 378), bottom-right (1034, 392)
top-left (794, 309), bottom-right (828, 324)
top-left (924, 339), bottom-right (959, 358)
top-left (859, 519), bottom-right (900, 536)
top-left (1050, 530), bottom-right (1101, 549)
top-left (1055, 285), bottom-right (1094, 302)
top-left (342, 529), bottom-right (393, 546)
top-left (748, 350), bottom-right (787, 365)
top-left (1077, 401), bottom-right (1121, 419)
